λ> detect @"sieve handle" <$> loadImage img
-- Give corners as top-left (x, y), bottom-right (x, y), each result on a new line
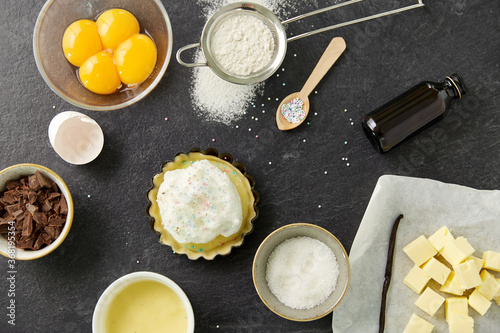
top-left (284, 0), bottom-right (424, 42)
top-left (176, 43), bottom-right (207, 68)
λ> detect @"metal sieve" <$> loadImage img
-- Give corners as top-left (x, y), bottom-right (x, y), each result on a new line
top-left (177, 0), bottom-right (424, 85)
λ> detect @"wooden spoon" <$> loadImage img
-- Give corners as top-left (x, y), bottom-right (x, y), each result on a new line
top-left (276, 37), bottom-right (346, 130)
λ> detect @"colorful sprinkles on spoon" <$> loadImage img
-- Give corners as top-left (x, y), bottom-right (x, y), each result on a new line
top-left (281, 97), bottom-right (305, 124)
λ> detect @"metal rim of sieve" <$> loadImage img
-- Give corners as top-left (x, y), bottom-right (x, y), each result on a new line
top-left (176, 2), bottom-right (287, 85)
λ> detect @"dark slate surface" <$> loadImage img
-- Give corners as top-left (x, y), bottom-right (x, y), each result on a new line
top-left (1, 0), bottom-right (499, 332)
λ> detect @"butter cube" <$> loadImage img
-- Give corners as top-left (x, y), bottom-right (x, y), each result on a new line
top-left (445, 297), bottom-right (468, 322)
top-left (448, 312), bottom-right (474, 333)
top-left (440, 271), bottom-right (464, 296)
top-left (415, 287), bottom-right (445, 316)
top-left (440, 236), bottom-right (475, 266)
top-left (477, 270), bottom-right (500, 300)
top-left (468, 289), bottom-right (491, 316)
top-left (404, 235), bottom-right (437, 266)
top-left (421, 257), bottom-right (451, 285)
top-left (403, 313), bottom-right (434, 333)
top-left (404, 266), bottom-right (431, 294)
top-left (483, 250), bottom-right (500, 272)
top-left (468, 255), bottom-right (484, 272)
top-left (428, 226), bottom-right (454, 251)
top-left (454, 259), bottom-right (482, 290)
top-left (494, 278), bottom-right (500, 306)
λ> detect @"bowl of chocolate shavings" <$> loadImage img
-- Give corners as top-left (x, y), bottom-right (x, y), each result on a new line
top-left (0, 164), bottom-right (74, 260)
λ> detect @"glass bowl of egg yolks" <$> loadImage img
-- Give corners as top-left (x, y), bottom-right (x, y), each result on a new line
top-left (33, 0), bottom-right (173, 111)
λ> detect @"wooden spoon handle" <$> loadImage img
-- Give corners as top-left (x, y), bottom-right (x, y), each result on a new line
top-left (300, 37), bottom-right (346, 98)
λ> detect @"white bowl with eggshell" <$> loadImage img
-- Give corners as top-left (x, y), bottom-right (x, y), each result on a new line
top-left (252, 223), bottom-right (350, 321)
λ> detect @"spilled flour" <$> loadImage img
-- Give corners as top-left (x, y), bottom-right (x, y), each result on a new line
top-left (191, 0), bottom-right (290, 125)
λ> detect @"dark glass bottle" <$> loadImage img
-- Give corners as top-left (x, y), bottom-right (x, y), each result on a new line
top-left (362, 74), bottom-right (467, 153)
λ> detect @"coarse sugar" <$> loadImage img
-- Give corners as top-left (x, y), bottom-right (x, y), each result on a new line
top-left (266, 236), bottom-right (340, 309)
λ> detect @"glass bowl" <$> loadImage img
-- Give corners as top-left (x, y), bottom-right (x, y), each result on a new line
top-left (33, 0), bottom-right (173, 111)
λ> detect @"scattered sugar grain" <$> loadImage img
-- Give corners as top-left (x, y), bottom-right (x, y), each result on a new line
top-left (266, 236), bottom-right (339, 310)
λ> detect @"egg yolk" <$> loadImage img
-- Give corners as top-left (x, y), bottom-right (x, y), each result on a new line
top-left (79, 51), bottom-right (122, 95)
top-left (96, 9), bottom-right (140, 52)
top-left (62, 19), bottom-right (103, 67)
top-left (114, 34), bottom-right (157, 86)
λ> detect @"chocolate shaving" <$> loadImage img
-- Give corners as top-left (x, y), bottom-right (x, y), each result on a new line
top-left (22, 213), bottom-right (33, 237)
top-left (33, 234), bottom-right (44, 250)
top-left (379, 214), bottom-right (404, 333)
top-left (42, 200), bottom-right (52, 213)
top-left (59, 195), bottom-right (68, 215)
top-left (6, 180), bottom-right (20, 190)
top-left (0, 219), bottom-right (11, 233)
top-left (28, 190), bottom-right (37, 204)
top-left (35, 170), bottom-right (53, 188)
top-left (5, 204), bottom-right (18, 215)
top-left (0, 172), bottom-right (68, 250)
top-left (48, 216), bottom-right (66, 227)
top-left (2, 191), bottom-right (18, 204)
top-left (32, 212), bottom-right (48, 225)
top-left (26, 203), bottom-right (38, 215)
top-left (13, 209), bottom-right (24, 221)
top-left (28, 174), bottom-right (41, 190)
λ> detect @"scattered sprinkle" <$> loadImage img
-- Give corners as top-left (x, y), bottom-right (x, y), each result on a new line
top-left (269, 161), bottom-right (272, 165)
top-left (136, 260), bottom-right (140, 264)
top-left (294, 54), bottom-right (297, 57)
top-left (212, 138), bottom-right (216, 142)
top-left (324, 171), bottom-right (328, 175)
top-left (314, 112), bottom-right (318, 116)
top-left (235, 125), bottom-right (239, 129)
top-left (344, 141), bottom-right (348, 145)
top-left (262, 110), bottom-right (266, 113)
top-left (255, 118), bottom-right (258, 121)
top-left (346, 163), bottom-right (350, 166)
top-left (255, 135), bottom-right (259, 138)
top-left (303, 139), bottom-right (306, 143)
top-left (164, 117), bottom-right (168, 121)
top-left (87, 195), bottom-right (91, 198)
top-left (248, 128), bottom-right (252, 131)
top-left (318, 205), bottom-right (322, 208)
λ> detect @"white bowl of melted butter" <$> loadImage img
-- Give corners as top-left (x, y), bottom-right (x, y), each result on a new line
top-left (92, 271), bottom-right (194, 333)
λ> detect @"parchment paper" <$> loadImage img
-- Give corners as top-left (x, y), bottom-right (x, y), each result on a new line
top-left (332, 175), bottom-right (500, 332)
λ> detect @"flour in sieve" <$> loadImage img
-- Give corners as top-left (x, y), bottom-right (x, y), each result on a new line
top-left (211, 13), bottom-right (275, 76)
top-left (191, 0), bottom-right (288, 125)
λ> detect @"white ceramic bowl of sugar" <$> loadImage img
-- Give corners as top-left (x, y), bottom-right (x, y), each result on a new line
top-left (252, 223), bottom-right (350, 321)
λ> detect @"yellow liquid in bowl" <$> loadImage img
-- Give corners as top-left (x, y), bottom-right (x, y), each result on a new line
top-left (105, 280), bottom-right (188, 333)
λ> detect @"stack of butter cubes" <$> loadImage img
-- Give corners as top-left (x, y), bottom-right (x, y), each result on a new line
top-left (401, 226), bottom-right (500, 333)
